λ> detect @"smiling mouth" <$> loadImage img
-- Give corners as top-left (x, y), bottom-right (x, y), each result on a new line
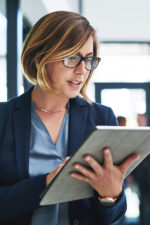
top-left (68, 80), bottom-right (83, 88)
top-left (71, 81), bottom-right (81, 84)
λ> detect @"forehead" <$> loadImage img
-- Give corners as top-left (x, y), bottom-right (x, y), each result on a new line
top-left (78, 36), bottom-right (94, 56)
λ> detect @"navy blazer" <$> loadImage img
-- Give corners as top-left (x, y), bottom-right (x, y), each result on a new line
top-left (0, 88), bottom-right (126, 225)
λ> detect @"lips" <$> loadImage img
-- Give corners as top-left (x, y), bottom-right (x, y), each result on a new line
top-left (71, 81), bottom-right (81, 84)
top-left (68, 80), bottom-right (83, 88)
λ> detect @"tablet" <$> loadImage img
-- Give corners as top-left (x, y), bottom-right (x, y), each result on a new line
top-left (40, 126), bottom-right (150, 205)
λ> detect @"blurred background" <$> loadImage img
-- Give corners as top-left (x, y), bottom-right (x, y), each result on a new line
top-left (1, 0), bottom-right (150, 224)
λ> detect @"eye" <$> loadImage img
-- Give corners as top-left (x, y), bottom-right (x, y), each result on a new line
top-left (85, 58), bottom-right (92, 65)
top-left (69, 55), bottom-right (81, 62)
top-left (68, 56), bottom-right (77, 60)
top-left (86, 57), bottom-right (92, 62)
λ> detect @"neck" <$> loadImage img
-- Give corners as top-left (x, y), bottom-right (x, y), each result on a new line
top-left (31, 85), bottom-right (69, 112)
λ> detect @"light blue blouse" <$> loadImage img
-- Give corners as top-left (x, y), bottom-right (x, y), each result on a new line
top-left (29, 102), bottom-right (70, 225)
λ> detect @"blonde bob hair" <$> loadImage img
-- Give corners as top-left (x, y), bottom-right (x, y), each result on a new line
top-left (21, 11), bottom-right (99, 101)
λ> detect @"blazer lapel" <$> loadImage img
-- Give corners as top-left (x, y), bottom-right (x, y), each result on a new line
top-left (13, 88), bottom-right (32, 178)
top-left (13, 91), bottom-right (89, 175)
top-left (68, 97), bottom-right (89, 156)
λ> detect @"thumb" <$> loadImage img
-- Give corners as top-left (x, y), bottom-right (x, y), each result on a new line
top-left (58, 157), bottom-right (71, 170)
top-left (119, 154), bottom-right (140, 175)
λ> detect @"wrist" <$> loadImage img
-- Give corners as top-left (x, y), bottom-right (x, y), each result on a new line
top-left (97, 196), bottom-right (117, 206)
top-left (96, 192), bottom-right (122, 207)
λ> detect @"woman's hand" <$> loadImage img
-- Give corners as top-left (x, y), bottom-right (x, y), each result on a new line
top-left (70, 148), bottom-right (139, 198)
top-left (46, 157), bottom-right (70, 186)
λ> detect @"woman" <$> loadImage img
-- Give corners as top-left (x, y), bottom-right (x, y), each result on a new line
top-left (0, 11), bottom-right (138, 225)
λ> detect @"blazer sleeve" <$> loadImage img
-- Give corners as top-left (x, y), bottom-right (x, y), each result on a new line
top-left (90, 185), bottom-right (126, 224)
top-left (0, 175), bottom-right (46, 221)
top-left (88, 102), bottom-right (126, 224)
top-left (0, 102), bottom-right (46, 221)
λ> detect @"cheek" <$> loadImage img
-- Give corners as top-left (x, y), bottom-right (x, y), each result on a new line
top-left (82, 73), bottom-right (91, 89)
top-left (45, 61), bottom-right (64, 78)
top-left (84, 72), bottom-right (91, 82)
top-left (46, 68), bottom-right (61, 84)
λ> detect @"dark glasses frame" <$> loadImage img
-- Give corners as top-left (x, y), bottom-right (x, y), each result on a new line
top-left (63, 55), bottom-right (101, 71)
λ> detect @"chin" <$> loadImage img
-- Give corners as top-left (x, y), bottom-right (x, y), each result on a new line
top-left (65, 91), bottom-right (80, 99)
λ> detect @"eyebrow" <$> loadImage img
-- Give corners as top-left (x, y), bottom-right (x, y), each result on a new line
top-left (86, 52), bottom-right (94, 57)
top-left (78, 52), bottom-right (94, 57)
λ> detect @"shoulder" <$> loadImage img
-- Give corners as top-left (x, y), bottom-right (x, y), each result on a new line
top-left (73, 96), bottom-right (118, 126)
top-left (0, 97), bottom-right (19, 134)
top-left (0, 98), bottom-right (17, 139)
top-left (89, 101), bottom-right (115, 116)
top-left (0, 97), bottom-right (17, 115)
top-left (89, 101), bottom-right (118, 126)
top-left (0, 93), bottom-right (22, 112)
top-left (73, 96), bottom-right (114, 113)
top-left (0, 87), bottom-right (32, 120)
top-left (0, 88), bottom-right (32, 140)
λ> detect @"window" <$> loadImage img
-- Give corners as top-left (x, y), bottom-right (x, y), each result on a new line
top-left (87, 43), bottom-right (150, 126)
top-left (0, 12), bottom-right (7, 101)
top-left (87, 43), bottom-right (150, 100)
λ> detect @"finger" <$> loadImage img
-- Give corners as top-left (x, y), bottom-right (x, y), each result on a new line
top-left (70, 171), bottom-right (90, 183)
top-left (60, 157), bottom-right (70, 168)
top-left (119, 154), bottom-right (140, 175)
top-left (83, 155), bottom-right (103, 174)
top-left (73, 163), bottom-right (94, 179)
top-left (46, 158), bottom-right (70, 186)
top-left (56, 164), bottom-right (64, 173)
top-left (57, 157), bottom-right (70, 171)
top-left (63, 156), bottom-right (70, 164)
top-left (103, 148), bottom-right (113, 170)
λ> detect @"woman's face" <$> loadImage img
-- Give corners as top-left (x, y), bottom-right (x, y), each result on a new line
top-left (45, 35), bottom-right (94, 100)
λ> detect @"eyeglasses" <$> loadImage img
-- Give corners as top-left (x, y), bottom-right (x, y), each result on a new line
top-left (63, 55), bottom-right (101, 71)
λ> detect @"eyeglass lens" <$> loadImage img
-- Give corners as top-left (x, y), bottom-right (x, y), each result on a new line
top-left (63, 55), bottom-right (100, 71)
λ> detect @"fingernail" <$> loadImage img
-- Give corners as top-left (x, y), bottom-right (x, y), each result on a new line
top-left (104, 148), bottom-right (110, 153)
top-left (135, 155), bottom-right (140, 160)
top-left (85, 156), bottom-right (90, 161)
top-left (74, 164), bottom-right (79, 169)
top-left (70, 172), bottom-right (75, 177)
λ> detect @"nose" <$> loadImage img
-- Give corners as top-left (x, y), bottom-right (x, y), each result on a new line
top-left (75, 60), bottom-right (87, 74)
